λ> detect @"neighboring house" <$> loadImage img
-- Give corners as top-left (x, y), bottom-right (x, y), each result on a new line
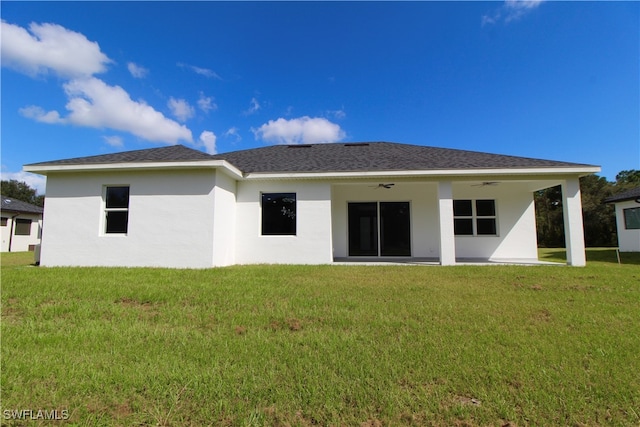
top-left (24, 142), bottom-right (599, 268)
top-left (1, 196), bottom-right (44, 252)
top-left (605, 187), bottom-right (640, 252)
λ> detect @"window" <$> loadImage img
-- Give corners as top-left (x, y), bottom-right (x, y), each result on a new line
top-left (454, 199), bottom-right (497, 236)
top-left (1, 217), bottom-right (7, 226)
top-left (624, 207), bottom-right (640, 230)
top-left (105, 186), bottom-right (129, 234)
top-left (261, 193), bottom-right (296, 235)
top-left (14, 218), bottom-right (32, 235)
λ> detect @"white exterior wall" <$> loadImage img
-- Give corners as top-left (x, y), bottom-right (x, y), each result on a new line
top-left (331, 180), bottom-right (538, 261)
top-left (0, 213), bottom-right (43, 252)
top-left (211, 171), bottom-right (237, 266)
top-left (40, 169), bottom-right (219, 268)
top-left (613, 200), bottom-right (640, 252)
top-left (235, 181), bottom-right (333, 264)
top-left (452, 182), bottom-right (538, 261)
top-left (331, 182), bottom-right (441, 258)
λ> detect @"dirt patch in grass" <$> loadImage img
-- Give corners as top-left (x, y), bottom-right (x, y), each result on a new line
top-left (1, 298), bottom-right (22, 323)
top-left (531, 308), bottom-right (552, 323)
top-left (287, 318), bottom-right (302, 331)
top-left (115, 297), bottom-right (154, 308)
top-left (115, 297), bottom-right (160, 320)
top-left (267, 318), bottom-right (303, 332)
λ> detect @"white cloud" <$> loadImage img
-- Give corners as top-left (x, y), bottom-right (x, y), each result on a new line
top-left (177, 62), bottom-right (222, 80)
top-left (504, 0), bottom-right (544, 22)
top-left (327, 108), bottom-right (346, 120)
top-left (1, 170), bottom-right (47, 195)
top-left (253, 116), bottom-right (346, 145)
top-left (127, 62), bottom-right (148, 78)
top-left (224, 127), bottom-right (242, 142)
top-left (0, 20), bottom-right (111, 78)
top-left (197, 92), bottom-right (217, 113)
top-left (482, 0), bottom-right (543, 25)
top-left (6, 21), bottom-right (193, 147)
top-left (20, 79), bottom-right (192, 145)
top-left (28, 77), bottom-right (193, 144)
top-left (244, 97), bottom-right (261, 115)
top-left (167, 97), bottom-right (195, 122)
top-left (102, 135), bottom-right (123, 147)
top-left (198, 131), bottom-right (217, 154)
top-left (19, 105), bottom-right (63, 124)
top-left (62, 78), bottom-right (192, 143)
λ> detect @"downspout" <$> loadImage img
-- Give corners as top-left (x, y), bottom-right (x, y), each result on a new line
top-left (7, 213), bottom-right (19, 253)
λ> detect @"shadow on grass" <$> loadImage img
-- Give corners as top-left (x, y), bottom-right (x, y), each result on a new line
top-left (539, 248), bottom-right (640, 265)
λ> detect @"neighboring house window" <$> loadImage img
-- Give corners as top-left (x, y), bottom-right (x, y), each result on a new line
top-left (453, 199), bottom-right (497, 236)
top-left (14, 218), bottom-right (32, 235)
top-left (1, 217), bottom-right (7, 226)
top-left (261, 193), bottom-right (296, 235)
top-left (105, 186), bottom-right (130, 234)
top-left (623, 207), bottom-right (640, 230)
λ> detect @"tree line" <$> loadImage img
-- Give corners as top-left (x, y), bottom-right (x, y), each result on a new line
top-left (1, 180), bottom-right (45, 207)
top-left (3, 170), bottom-right (640, 248)
top-left (535, 170), bottom-right (640, 247)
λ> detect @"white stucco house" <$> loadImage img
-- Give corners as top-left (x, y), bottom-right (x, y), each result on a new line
top-left (605, 187), bottom-right (640, 252)
top-left (24, 142), bottom-right (599, 268)
top-left (1, 196), bottom-right (44, 253)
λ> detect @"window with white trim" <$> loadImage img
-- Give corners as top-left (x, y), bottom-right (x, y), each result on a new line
top-left (104, 186), bottom-right (129, 234)
top-left (453, 199), bottom-right (497, 236)
top-left (261, 192), bottom-right (296, 235)
top-left (623, 207), bottom-right (640, 230)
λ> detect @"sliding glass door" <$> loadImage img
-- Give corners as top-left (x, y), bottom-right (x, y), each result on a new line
top-left (348, 202), bottom-right (411, 257)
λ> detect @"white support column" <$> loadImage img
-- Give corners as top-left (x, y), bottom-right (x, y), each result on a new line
top-left (562, 178), bottom-right (587, 266)
top-left (438, 181), bottom-right (456, 266)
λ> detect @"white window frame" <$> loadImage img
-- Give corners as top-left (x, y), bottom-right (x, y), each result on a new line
top-left (623, 207), bottom-right (640, 230)
top-left (102, 185), bottom-right (130, 235)
top-left (453, 199), bottom-right (498, 237)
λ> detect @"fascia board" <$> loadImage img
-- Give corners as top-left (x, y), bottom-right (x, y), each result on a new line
top-left (24, 160), bottom-right (244, 180)
top-left (243, 166), bottom-right (601, 180)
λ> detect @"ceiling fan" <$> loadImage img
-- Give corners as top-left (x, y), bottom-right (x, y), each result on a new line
top-left (369, 183), bottom-right (395, 189)
top-left (471, 181), bottom-right (499, 187)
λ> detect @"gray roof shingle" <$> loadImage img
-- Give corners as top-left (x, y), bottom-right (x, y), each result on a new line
top-left (26, 141), bottom-right (597, 174)
top-left (604, 187), bottom-right (640, 203)
top-left (27, 144), bottom-right (212, 166)
top-left (1, 196), bottom-right (44, 214)
top-left (210, 142), bottom-right (596, 174)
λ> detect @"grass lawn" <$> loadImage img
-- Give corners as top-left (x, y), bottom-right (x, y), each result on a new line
top-left (1, 249), bottom-right (639, 426)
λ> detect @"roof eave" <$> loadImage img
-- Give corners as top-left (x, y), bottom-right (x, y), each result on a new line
top-left (243, 166), bottom-right (601, 180)
top-left (23, 160), bottom-right (244, 180)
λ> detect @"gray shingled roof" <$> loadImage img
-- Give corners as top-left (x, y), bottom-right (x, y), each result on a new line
top-left (1, 196), bottom-right (44, 214)
top-left (26, 141), bottom-right (597, 174)
top-left (210, 142), bottom-right (596, 174)
top-left (26, 144), bottom-right (212, 166)
top-left (604, 187), bottom-right (640, 203)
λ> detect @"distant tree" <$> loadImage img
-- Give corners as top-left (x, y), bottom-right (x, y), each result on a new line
top-left (1, 180), bottom-right (44, 207)
top-left (534, 185), bottom-right (565, 247)
top-left (535, 174), bottom-right (619, 248)
top-left (579, 174), bottom-right (616, 247)
top-left (615, 169), bottom-right (640, 186)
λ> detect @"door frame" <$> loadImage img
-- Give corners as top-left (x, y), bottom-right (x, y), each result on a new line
top-left (347, 201), bottom-right (412, 257)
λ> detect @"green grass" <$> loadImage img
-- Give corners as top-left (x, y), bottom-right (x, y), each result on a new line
top-left (2, 251), bottom-right (639, 426)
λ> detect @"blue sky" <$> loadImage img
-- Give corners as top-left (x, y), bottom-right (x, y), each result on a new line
top-left (1, 1), bottom-right (638, 194)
